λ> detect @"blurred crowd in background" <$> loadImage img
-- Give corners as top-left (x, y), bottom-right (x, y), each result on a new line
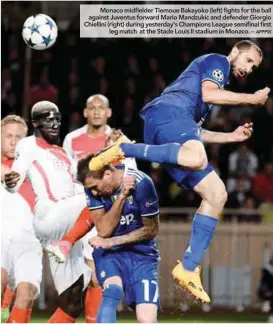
top-left (2, 1), bottom-right (273, 223)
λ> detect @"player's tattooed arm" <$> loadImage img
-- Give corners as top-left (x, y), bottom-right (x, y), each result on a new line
top-left (201, 122), bottom-right (253, 144)
top-left (90, 216), bottom-right (159, 249)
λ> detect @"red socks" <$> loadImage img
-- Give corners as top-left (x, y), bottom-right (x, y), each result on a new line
top-left (7, 307), bottom-right (32, 323)
top-left (85, 286), bottom-right (103, 323)
top-left (48, 307), bottom-right (76, 323)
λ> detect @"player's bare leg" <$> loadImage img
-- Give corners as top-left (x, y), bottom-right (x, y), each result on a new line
top-left (6, 283), bottom-right (37, 323)
top-left (89, 139), bottom-right (207, 172)
top-left (136, 304), bottom-right (158, 323)
top-left (13, 282), bottom-right (37, 310)
top-left (1, 268), bottom-right (8, 300)
top-left (1, 268), bottom-right (10, 322)
top-left (48, 275), bottom-right (85, 323)
top-left (172, 171), bottom-right (227, 303)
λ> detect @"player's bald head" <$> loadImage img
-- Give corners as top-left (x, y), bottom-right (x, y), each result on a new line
top-left (86, 94), bottom-right (109, 107)
top-left (31, 101), bottom-right (59, 119)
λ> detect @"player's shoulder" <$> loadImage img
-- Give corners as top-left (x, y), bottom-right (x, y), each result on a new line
top-left (199, 53), bottom-right (229, 66)
top-left (127, 168), bottom-right (154, 187)
top-left (16, 135), bottom-right (36, 150)
top-left (65, 125), bottom-right (88, 141)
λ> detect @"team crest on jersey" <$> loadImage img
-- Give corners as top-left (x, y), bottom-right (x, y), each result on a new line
top-left (15, 151), bottom-right (20, 160)
top-left (100, 271), bottom-right (106, 278)
top-left (111, 195), bottom-right (117, 203)
top-left (212, 69), bottom-right (224, 82)
top-left (145, 200), bottom-right (158, 208)
top-left (127, 195), bottom-right (133, 204)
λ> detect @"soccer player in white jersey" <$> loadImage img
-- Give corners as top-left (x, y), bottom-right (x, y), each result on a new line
top-left (4, 101), bottom-right (91, 323)
top-left (1, 115), bottom-right (42, 323)
top-left (62, 94), bottom-right (137, 323)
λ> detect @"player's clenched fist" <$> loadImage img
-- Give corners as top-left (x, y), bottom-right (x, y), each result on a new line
top-left (120, 175), bottom-right (136, 198)
top-left (105, 128), bottom-right (123, 147)
top-left (253, 87), bottom-right (270, 105)
top-left (4, 171), bottom-right (20, 188)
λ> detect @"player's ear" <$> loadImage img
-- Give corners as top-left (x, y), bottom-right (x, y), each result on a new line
top-left (103, 169), bottom-right (112, 179)
top-left (83, 108), bottom-right (88, 119)
top-left (107, 108), bottom-right (112, 118)
top-left (231, 46), bottom-right (239, 58)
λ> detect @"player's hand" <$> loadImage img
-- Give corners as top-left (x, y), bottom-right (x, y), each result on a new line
top-left (1, 164), bottom-right (11, 182)
top-left (252, 87), bottom-right (270, 105)
top-left (89, 236), bottom-right (113, 249)
top-left (230, 122), bottom-right (253, 142)
top-left (119, 175), bottom-right (136, 199)
top-left (4, 171), bottom-right (20, 188)
top-left (105, 129), bottom-right (123, 147)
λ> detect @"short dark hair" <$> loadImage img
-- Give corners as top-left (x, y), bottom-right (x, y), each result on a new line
top-left (77, 154), bottom-right (114, 184)
top-left (234, 40), bottom-right (263, 58)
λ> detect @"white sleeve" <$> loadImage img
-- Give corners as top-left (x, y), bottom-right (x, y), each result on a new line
top-left (121, 134), bottom-right (138, 170)
top-left (123, 158), bottom-right (138, 170)
top-left (63, 134), bottom-right (74, 160)
top-left (6, 139), bottom-right (34, 193)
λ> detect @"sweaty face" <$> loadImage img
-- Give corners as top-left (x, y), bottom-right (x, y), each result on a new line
top-left (231, 47), bottom-right (262, 80)
top-left (34, 109), bottom-right (61, 145)
top-left (1, 123), bottom-right (27, 159)
top-left (84, 97), bottom-right (111, 128)
top-left (84, 171), bottom-right (114, 197)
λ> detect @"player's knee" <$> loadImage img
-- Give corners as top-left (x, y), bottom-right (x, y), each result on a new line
top-left (102, 284), bottom-right (123, 303)
top-left (15, 283), bottom-right (38, 308)
top-left (136, 305), bottom-right (157, 323)
top-left (59, 275), bottom-right (84, 318)
top-left (208, 182), bottom-right (228, 207)
top-left (62, 301), bottom-right (82, 318)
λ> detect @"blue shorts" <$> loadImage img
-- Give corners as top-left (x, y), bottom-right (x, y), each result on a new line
top-left (93, 248), bottom-right (160, 310)
top-left (141, 104), bottom-right (213, 189)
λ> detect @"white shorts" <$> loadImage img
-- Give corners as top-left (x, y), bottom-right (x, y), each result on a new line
top-left (81, 227), bottom-right (98, 260)
top-left (33, 193), bottom-right (91, 294)
top-left (1, 189), bottom-right (42, 293)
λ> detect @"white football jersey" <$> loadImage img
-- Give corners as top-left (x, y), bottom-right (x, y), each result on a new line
top-left (7, 135), bottom-right (77, 201)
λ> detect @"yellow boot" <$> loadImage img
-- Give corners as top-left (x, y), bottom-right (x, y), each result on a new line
top-left (89, 137), bottom-right (132, 171)
top-left (172, 261), bottom-right (211, 303)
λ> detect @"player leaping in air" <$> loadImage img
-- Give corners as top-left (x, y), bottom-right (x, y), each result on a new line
top-left (88, 40), bottom-right (270, 303)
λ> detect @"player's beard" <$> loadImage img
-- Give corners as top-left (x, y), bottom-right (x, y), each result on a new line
top-left (35, 128), bottom-right (60, 145)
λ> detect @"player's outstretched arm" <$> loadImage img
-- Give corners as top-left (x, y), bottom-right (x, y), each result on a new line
top-left (200, 122), bottom-right (253, 144)
top-left (202, 81), bottom-right (270, 106)
top-left (90, 216), bottom-right (159, 249)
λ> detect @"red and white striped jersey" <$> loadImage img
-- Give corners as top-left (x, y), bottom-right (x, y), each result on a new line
top-left (7, 136), bottom-right (77, 202)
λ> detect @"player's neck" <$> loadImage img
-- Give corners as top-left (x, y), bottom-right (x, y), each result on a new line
top-left (86, 124), bottom-right (107, 137)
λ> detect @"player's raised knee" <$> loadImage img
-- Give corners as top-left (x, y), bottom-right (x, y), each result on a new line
top-left (210, 182), bottom-right (228, 206)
